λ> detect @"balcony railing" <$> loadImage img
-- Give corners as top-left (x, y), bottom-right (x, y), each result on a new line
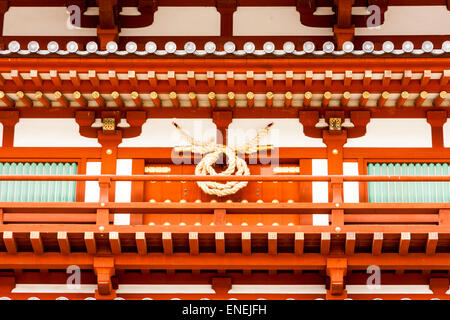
top-left (0, 174), bottom-right (449, 226)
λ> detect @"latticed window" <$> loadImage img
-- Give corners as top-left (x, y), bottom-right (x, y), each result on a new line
top-left (367, 163), bottom-right (450, 203)
top-left (0, 162), bottom-right (77, 202)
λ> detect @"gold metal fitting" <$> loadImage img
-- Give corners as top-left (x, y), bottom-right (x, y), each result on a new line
top-left (188, 92), bottom-right (196, 99)
top-left (169, 91), bottom-right (177, 99)
top-left (329, 118), bottom-right (342, 131)
top-left (103, 118), bottom-right (115, 131)
top-left (131, 91), bottom-right (139, 99)
top-left (111, 91), bottom-right (120, 99)
top-left (150, 91), bottom-right (158, 99)
top-left (208, 92), bottom-right (216, 99)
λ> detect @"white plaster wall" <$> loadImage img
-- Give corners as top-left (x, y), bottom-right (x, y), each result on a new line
top-left (228, 119), bottom-right (326, 148)
top-left (3, 7), bottom-right (96, 36)
top-left (85, 162), bottom-right (101, 203)
top-left (120, 7), bottom-right (220, 36)
top-left (233, 7), bottom-right (333, 36)
top-left (345, 119), bottom-right (432, 148)
top-left (119, 119), bottom-right (217, 147)
top-left (114, 159), bottom-right (132, 225)
top-left (343, 162), bottom-right (359, 203)
top-left (4, 6), bottom-right (450, 38)
top-left (356, 6), bottom-right (450, 36)
top-left (14, 119), bottom-right (101, 147)
top-left (444, 120), bottom-right (450, 148)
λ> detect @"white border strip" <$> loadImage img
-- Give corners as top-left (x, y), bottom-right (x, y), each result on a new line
top-left (11, 284), bottom-right (97, 294)
top-left (116, 285), bottom-right (215, 294)
top-left (228, 285), bottom-right (326, 294)
top-left (346, 285), bottom-right (433, 294)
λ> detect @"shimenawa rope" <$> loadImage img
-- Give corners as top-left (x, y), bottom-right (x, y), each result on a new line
top-left (172, 121), bottom-right (273, 197)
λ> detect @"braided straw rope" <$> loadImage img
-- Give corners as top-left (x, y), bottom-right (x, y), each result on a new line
top-left (173, 121), bottom-right (273, 197)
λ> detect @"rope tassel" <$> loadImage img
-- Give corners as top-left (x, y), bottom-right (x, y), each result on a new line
top-left (172, 121), bottom-right (273, 197)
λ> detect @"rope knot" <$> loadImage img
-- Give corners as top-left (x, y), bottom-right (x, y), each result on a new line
top-left (173, 122), bottom-right (273, 197)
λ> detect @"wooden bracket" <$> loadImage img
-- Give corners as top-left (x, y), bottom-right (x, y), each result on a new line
top-left (162, 232), bottom-right (173, 255)
top-left (294, 232), bottom-right (304, 255)
top-left (326, 258), bottom-right (347, 296)
top-left (321, 232), bottom-right (331, 255)
top-left (241, 232), bottom-right (251, 256)
top-left (298, 111), bottom-right (322, 138)
top-left (136, 232), bottom-right (147, 255)
top-left (347, 111), bottom-right (371, 138)
top-left (215, 232), bottom-right (225, 255)
top-left (30, 231), bottom-right (44, 255)
top-left (3, 231), bottom-right (17, 254)
top-left (75, 111), bottom-right (97, 138)
top-left (57, 231), bottom-right (71, 255)
top-left (0, 274), bottom-right (15, 294)
top-left (84, 232), bottom-right (97, 254)
top-left (429, 277), bottom-right (449, 295)
top-left (121, 111), bottom-right (147, 139)
top-left (372, 232), bottom-right (383, 256)
top-left (426, 232), bottom-right (438, 256)
top-left (268, 232), bottom-right (277, 255)
top-left (211, 277), bottom-right (232, 295)
top-left (94, 256), bottom-right (116, 299)
top-left (345, 232), bottom-right (355, 255)
top-left (189, 232), bottom-right (199, 255)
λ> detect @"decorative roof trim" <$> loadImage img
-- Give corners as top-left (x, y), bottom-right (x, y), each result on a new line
top-left (2, 40), bottom-right (450, 57)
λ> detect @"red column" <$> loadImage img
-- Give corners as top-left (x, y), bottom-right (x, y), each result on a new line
top-left (323, 130), bottom-right (347, 227)
top-left (427, 110), bottom-right (448, 149)
top-left (216, 0), bottom-right (237, 37)
top-left (0, 111), bottom-right (19, 147)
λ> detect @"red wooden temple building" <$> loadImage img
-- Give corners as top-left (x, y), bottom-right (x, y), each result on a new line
top-left (0, 0), bottom-right (449, 300)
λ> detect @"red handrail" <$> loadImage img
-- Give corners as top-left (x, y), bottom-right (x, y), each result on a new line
top-left (0, 175), bottom-right (448, 182)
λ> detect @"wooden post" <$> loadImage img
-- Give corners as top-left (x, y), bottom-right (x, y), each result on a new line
top-left (427, 111), bottom-right (447, 149)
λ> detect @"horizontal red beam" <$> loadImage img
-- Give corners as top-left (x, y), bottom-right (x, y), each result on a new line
top-left (1, 58), bottom-right (450, 73)
top-left (5, 0), bottom-right (447, 7)
top-left (0, 175), bottom-right (449, 182)
top-left (1, 223), bottom-right (450, 234)
top-left (2, 107), bottom-right (449, 121)
top-left (0, 252), bottom-right (449, 270)
top-left (0, 202), bottom-right (448, 213)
